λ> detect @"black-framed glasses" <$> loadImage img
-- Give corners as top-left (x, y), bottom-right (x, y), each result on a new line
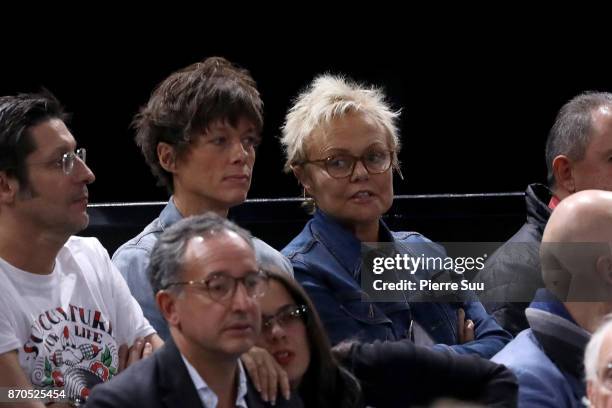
top-left (302, 149), bottom-right (394, 179)
top-left (262, 304), bottom-right (308, 333)
top-left (163, 269), bottom-right (269, 304)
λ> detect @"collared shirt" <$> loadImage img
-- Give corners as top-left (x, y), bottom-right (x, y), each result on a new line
top-left (112, 197), bottom-right (294, 340)
top-left (549, 195), bottom-right (561, 210)
top-left (181, 354), bottom-right (248, 408)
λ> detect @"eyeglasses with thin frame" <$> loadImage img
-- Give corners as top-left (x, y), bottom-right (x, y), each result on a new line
top-left (29, 148), bottom-right (87, 176)
top-left (301, 149), bottom-right (394, 179)
top-left (62, 148), bottom-right (86, 175)
top-left (162, 269), bottom-right (269, 304)
top-left (262, 304), bottom-right (308, 334)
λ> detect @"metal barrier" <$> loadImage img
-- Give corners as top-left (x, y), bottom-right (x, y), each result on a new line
top-left (81, 192), bottom-right (526, 254)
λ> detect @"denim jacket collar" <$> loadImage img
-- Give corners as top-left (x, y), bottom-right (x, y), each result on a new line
top-left (159, 197), bottom-right (184, 231)
top-left (310, 210), bottom-right (394, 277)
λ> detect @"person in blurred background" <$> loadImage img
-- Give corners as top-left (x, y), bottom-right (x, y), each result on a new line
top-left (475, 92), bottom-right (612, 336)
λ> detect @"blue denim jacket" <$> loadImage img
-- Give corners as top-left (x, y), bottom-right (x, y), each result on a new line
top-left (282, 210), bottom-right (511, 358)
top-left (112, 198), bottom-right (294, 340)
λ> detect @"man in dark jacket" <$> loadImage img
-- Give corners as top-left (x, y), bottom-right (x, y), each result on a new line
top-left (475, 92), bottom-right (612, 335)
top-left (87, 214), bottom-right (300, 408)
top-left (475, 183), bottom-right (552, 335)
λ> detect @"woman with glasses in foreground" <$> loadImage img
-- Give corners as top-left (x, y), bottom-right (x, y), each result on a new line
top-left (279, 74), bottom-right (510, 357)
top-left (254, 271), bottom-right (517, 407)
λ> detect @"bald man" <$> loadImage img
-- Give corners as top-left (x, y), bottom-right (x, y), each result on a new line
top-left (492, 190), bottom-right (612, 407)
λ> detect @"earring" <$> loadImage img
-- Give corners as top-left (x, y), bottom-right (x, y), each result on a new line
top-left (302, 188), bottom-right (315, 204)
top-left (394, 164), bottom-right (404, 181)
top-left (301, 188), bottom-right (317, 214)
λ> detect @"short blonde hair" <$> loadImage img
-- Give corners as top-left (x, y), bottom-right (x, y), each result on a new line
top-left (280, 74), bottom-right (401, 173)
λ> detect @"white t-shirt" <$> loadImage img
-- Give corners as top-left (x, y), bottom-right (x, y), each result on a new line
top-left (0, 236), bottom-right (154, 401)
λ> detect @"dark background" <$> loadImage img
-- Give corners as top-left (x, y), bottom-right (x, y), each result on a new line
top-left (2, 36), bottom-right (610, 204)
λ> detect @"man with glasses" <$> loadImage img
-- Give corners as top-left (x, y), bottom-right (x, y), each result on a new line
top-left (585, 318), bottom-right (612, 408)
top-left (87, 213), bottom-right (299, 408)
top-left (492, 189), bottom-right (612, 407)
top-left (0, 91), bottom-right (162, 407)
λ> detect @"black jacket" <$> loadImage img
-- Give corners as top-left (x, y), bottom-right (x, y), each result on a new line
top-left (86, 338), bottom-right (302, 408)
top-left (473, 183), bottom-right (552, 336)
top-left (341, 339), bottom-right (518, 407)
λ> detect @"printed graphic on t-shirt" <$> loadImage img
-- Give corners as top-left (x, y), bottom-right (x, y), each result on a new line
top-left (20, 304), bottom-right (118, 402)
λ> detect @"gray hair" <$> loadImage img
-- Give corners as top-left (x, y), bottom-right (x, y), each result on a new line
top-left (280, 74), bottom-right (401, 173)
top-left (148, 212), bottom-right (254, 294)
top-left (584, 315), bottom-right (612, 382)
top-left (545, 92), bottom-right (612, 187)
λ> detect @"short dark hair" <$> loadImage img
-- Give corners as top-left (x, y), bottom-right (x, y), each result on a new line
top-left (0, 89), bottom-right (68, 186)
top-left (266, 271), bottom-right (362, 408)
top-left (148, 212), bottom-right (254, 295)
top-left (545, 91), bottom-right (612, 187)
top-left (134, 56), bottom-right (264, 193)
